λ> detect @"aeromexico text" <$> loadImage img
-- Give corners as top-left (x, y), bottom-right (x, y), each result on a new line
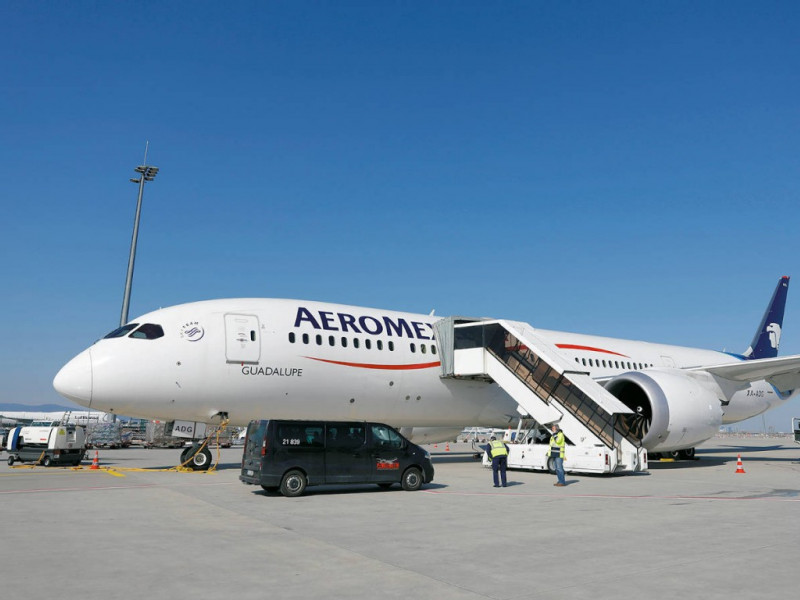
top-left (293, 307), bottom-right (434, 339)
top-left (239, 309), bottom-right (434, 377)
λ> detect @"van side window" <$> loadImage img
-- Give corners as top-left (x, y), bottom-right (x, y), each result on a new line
top-left (327, 423), bottom-right (365, 450)
top-left (276, 422), bottom-right (324, 448)
top-left (371, 424), bottom-right (404, 450)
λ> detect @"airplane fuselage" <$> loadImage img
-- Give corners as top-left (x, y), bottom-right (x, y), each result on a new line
top-left (53, 298), bottom-right (796, 451)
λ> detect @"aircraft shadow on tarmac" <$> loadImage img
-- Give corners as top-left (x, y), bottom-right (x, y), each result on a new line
top-left (430, 452), bottom-right (484, 464)
top-left (251, 481), bottom-right (451, 497)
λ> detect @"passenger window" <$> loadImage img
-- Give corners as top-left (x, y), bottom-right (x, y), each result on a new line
top-left (302, 333), bottom-right (309, 344)
top-left (365, 339), bottom-right (372, 350)
top-left (431, 345), bottom-right (437, 355)
top-left (377, 340), bottom-right (383, 350)
top-left (341, 337), bottom-right (348, 348)
top-left (388, 341), bottom-right (395, 351)
top-left (354, 338), bottom-right (360, 349)
top-left (289, 332), bottom-right (296, 343)
top-left (104, 324), bottom-right (139, 339)
top-left (582, 358), bottom-right (587, 366)
top-left (316, 334), bottom-right (322, 345)
top-left (410, 343), bottom-right (416, 353)
top-left (371, 424), bottom-right (404, 450)
top-left (421, 344), bottom-right (427, 354)
top-left (329, 335), bottom-right (335, 346)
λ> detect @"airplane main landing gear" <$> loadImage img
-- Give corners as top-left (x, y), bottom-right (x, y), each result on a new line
top-left (180, 443), bottom-right (213, 471)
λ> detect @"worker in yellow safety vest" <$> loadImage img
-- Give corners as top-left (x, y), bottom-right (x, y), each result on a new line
top-left (548, 423), bottom-right (566, 486)
top-left (485, 436), bottom-right (510, 487)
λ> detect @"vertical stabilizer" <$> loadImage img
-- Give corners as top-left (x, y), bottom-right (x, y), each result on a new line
top-left (743, 276), bottom-right (790, 360)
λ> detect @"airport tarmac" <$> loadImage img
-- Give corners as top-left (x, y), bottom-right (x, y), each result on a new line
top-left (2, 436), bottom-right (798, 600)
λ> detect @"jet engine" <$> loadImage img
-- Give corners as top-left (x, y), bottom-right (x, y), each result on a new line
top-left (399, 427), bottom-right (465, 444)
top-left (604, 369), bottom-right (724, 452)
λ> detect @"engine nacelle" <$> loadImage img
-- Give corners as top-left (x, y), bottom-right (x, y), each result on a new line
top-left (605, 369), bottom-right (723, 452)
top-left (398, 426), bottom-right (464, 444)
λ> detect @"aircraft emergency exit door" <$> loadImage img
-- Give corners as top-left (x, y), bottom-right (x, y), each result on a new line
top-left (224, 314), bottom-right (261, 364)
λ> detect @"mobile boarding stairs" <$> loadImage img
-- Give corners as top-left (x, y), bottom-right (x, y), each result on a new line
top-left (434, 318), bottom-right (647, 474)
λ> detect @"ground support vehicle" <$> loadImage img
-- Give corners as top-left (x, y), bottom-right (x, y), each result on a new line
top-left (793, 417), bottom-right (800, 445)
top-left (481, 425), bottom-right (647, 475)
top-left (240, 419), bottom-right (435, 497)
top-left (6, 422), bottom-right (86, 467)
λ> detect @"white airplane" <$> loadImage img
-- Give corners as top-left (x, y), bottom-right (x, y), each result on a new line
top-left (53, 277), bottom-right (800, 469)
top-left (0, 410), bottom-right (114, 427)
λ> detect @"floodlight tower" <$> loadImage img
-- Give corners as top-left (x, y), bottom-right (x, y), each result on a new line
top-left (120, 163), bottom-right (159, 327)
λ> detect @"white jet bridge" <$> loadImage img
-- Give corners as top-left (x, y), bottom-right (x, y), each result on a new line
top-left (434, 318), bottom-right (647, 474)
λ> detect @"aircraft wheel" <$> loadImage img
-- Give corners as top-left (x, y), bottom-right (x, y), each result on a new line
top-left (679, 448), bottom-right (695, 460)
top-left (191, 446), bottom-right (212, 471)
top-left (280, 470), bottom-right (307, 497)
top-left (401, 467), bottom-right (423, 491)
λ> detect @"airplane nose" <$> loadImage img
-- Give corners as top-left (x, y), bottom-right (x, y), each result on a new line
top-left (53, 349), bottom-right (93, 407)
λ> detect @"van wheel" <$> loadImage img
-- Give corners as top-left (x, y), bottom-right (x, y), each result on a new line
top-left (547, 457), bottom-right (556, 473)
top-left (280, 470), bottom-right (307, 497)
top-left (7, 456), bottom-right (14, 466)
top-left (43, 456), bottom-right (52, 467)
top-left (401, 467), bottom-right (423, 491)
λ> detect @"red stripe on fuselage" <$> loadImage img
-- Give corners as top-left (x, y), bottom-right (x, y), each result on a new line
top-left (303, 356), bottom-right (441, 370)
top-left (555, 344), bottom-right (629, 358)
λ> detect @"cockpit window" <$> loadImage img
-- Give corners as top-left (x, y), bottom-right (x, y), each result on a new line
top-left (128, 323), bottom-right (164, 340)
top-left (104, 324), bottom-right (139, 339)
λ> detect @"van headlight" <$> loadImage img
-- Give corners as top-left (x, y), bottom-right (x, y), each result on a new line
top-left (424, 449), bottom-right (430, 459)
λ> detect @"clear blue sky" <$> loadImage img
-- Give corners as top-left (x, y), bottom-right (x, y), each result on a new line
top-left (2, 2), bottom-right (798, 430)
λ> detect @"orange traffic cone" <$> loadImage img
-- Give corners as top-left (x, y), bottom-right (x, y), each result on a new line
top-left (735, 454), bottom-right (745, 474)
top-left (434, 443), bottom-right (438, 448)
top-left (90, 450), bottom-right (100, 470)
top-left (445, 442), bottom-right (450, 452)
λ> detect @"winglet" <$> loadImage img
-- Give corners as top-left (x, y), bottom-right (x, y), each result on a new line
top-left (743, 276), bottom-right (790, 360)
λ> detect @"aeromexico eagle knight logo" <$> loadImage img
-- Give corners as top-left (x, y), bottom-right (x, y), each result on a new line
top-left (767, 322), bottom-right (782, 349)
top-left (180, 321), bottom-right (205, 342)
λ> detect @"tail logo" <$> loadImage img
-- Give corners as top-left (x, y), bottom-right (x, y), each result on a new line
top-left (767, 323), bottom-right (781, 349)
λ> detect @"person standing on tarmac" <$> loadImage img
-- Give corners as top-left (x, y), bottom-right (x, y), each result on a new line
top-left (548, 423), bottom-right (566, 487)
top-left (485, 436), bottom-right (510, 487)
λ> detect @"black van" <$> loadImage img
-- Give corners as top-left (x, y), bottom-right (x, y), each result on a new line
top-left (239, 420), bottom-right (434, 497)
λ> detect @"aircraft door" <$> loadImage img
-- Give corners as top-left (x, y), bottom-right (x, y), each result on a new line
top-left (224, 314), bottom-right (261, 364)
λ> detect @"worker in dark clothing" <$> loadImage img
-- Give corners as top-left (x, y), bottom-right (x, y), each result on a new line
top-left (485, 436), bottom-right (510, 487)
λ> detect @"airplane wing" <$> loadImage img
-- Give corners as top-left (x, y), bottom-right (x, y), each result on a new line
top-left (695, 354), bottom-right (800, 393)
